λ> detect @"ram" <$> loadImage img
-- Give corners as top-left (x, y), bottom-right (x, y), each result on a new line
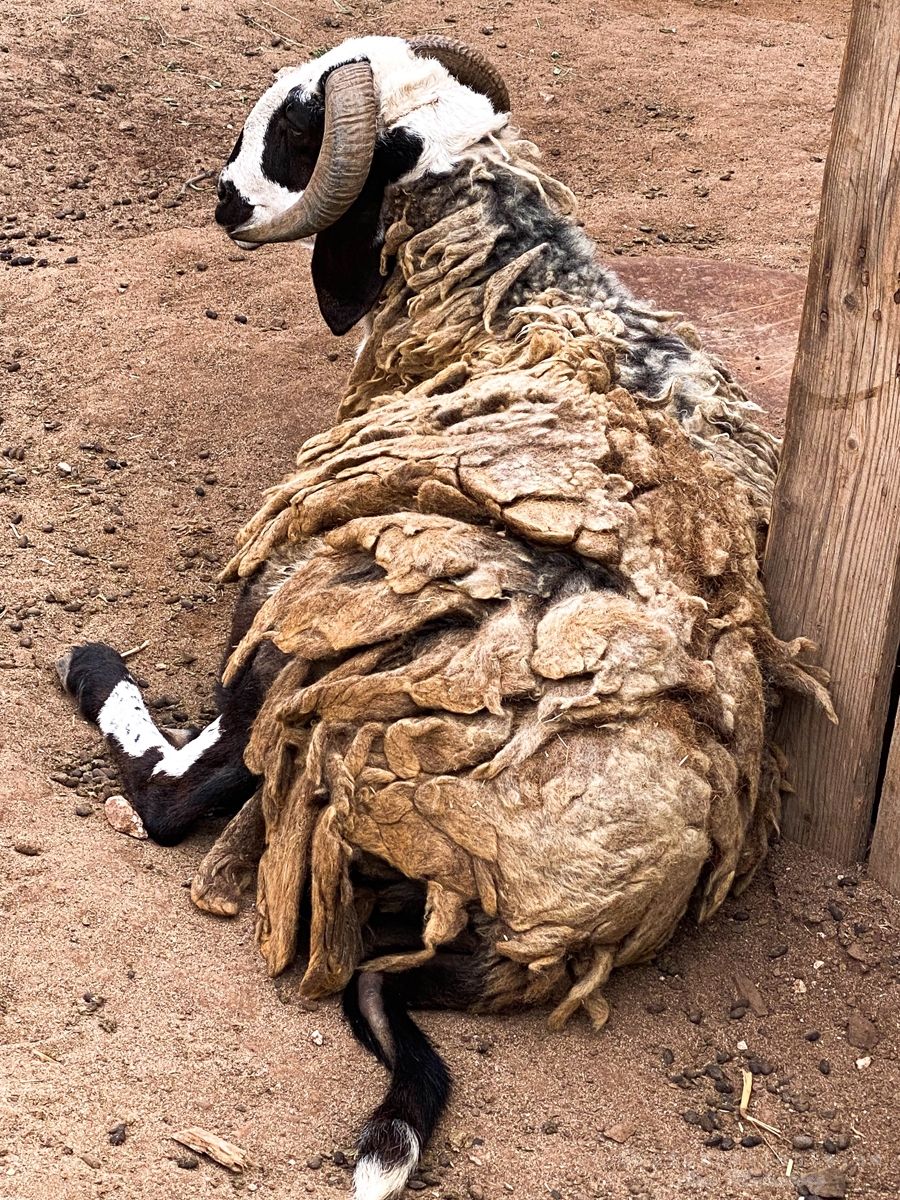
top-left (59, 35), bottom-right (833, 1200)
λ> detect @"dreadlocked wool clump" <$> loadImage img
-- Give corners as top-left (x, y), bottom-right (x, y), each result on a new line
top-left (218, 141), bottom-right (833, 1028)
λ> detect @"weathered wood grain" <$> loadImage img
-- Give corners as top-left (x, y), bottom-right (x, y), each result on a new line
top-left (763, 0), bottom-right (900, 865)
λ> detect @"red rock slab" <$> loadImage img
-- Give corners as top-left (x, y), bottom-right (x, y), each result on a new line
top-left (613, 256), bottom-right (808, 438)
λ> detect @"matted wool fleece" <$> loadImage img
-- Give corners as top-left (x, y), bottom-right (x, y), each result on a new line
top-left (220, 155), bottom-right (833, 1028)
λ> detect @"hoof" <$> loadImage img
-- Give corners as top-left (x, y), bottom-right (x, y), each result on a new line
top-left (56, 650), bottom-right (75, 690)
top-left (162, 725), bottom-right (201, 749)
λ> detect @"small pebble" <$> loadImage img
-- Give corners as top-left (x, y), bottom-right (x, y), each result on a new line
top-left (14, 842), bottom-right (41, 856)
top-left (176, 1153), bottom-right (199, 1169)
top-left (818, 1059), bottom-right (831, 1075)
top-left (792, 1134), bottom-right (814, 1151)
top-left (205, 309), bottom-right (218, 320)
top-left (661, 1048), bottom-right (674, 1066)
top-left (687, 1009), bottom-right (703, 1024)
top-left (64, 255), bottom-right (78, 264)
top-left (768, 943), bottom-right (788, 958)
top-left (306, 1156), bottom-right (323, 1170)
top-left (108, 1122), bottom-right (127, 1146)
top-left (195, 261), bottom-right (208, 271)
top-left (741, 1134), bottom-right (762, 1148)
top-left (682, 1110), bottom-right (700, 1126)
top-left (75, 802), bottom-right (94, 817)
top-left (234, 313), bottom-right (248, 324)
top-left (718, 1136), bottom-right (735, 1151)
top-left (804, 1029), bottom-right (821, 1042)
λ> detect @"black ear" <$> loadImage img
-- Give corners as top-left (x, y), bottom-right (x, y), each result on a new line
top-left (311, 127), bottom-right (424, 336)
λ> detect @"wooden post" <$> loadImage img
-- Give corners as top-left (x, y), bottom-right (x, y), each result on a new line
top-left (763, 0), bottom-right (900, 866)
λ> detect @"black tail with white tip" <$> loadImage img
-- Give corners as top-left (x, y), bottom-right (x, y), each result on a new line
top-left (343, 971), bottom-right (451, 1199)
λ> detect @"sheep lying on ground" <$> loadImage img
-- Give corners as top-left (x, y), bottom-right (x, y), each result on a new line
top-left (60, 35), bottom-right (833, 1200)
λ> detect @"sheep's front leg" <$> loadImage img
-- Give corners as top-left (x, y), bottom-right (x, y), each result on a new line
top-left (57, 642), bottom-right (259, 848)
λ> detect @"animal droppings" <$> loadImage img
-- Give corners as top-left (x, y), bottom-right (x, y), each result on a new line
top-left (108, 1122), bottom-right (127, 1145)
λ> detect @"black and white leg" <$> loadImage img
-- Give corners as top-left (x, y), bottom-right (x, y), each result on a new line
top-left (57, 640), bottom-right (281, 846)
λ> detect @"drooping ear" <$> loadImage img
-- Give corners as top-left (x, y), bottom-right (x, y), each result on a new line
top-left (310, 192), bottom-right (387, 336)
top-left (310, 127), bottom-right (423, 336)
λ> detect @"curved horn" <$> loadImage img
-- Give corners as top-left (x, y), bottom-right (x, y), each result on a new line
top-left (409, 36), bottom-right (510, 113)
top-left (232, 60), bottom-right (377, 245)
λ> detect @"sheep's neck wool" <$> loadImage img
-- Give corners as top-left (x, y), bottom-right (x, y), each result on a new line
top-left (219, 140), bottom-right (833, 1028)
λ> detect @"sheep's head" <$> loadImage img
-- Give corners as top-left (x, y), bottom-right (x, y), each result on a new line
top-left (214, 35), bottom-right (510, 334)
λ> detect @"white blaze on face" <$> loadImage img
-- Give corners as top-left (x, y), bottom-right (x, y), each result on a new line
top-left (218, 35), bottom-right (509, 238)
top-left (218, 67), bottom-right (311, 234)
top-left (96, 679), bottom-right (223, 778)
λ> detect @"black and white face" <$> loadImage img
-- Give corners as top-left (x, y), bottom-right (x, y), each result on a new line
top-left (215, 68), bottom-right (326, 247)
top-left (214, 35), bottom-right (507, 248)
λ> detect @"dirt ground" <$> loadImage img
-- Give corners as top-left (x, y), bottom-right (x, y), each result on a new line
top-left (2, 1), bottom-right (899, 1198)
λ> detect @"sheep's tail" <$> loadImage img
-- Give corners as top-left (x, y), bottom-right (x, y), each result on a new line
top-left (343, 971), bottom-right (451, 1199)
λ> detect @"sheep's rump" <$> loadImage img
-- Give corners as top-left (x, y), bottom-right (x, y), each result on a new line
top-left (219, 174), bottom-right (830, 1027)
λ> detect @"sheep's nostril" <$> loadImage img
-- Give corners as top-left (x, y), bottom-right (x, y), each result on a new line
top-left (214, 179), bottom-right (254, 229)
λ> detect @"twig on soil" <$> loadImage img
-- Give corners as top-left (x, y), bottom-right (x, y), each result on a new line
top-left (172, 1127), bottom-right (255, 1172)
top-left (178, 169), bottom-right (217, 196)
top-left (121, 640), bottom-right (150, 660)
top-left (238, 11), bottom-right (302, 48)
top-left (257, 0), bottom-right (306, 27)
top-left (706, 291), bottom-right (805, 322)
top-left (739, 1067), bottom-right (783, 1138)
